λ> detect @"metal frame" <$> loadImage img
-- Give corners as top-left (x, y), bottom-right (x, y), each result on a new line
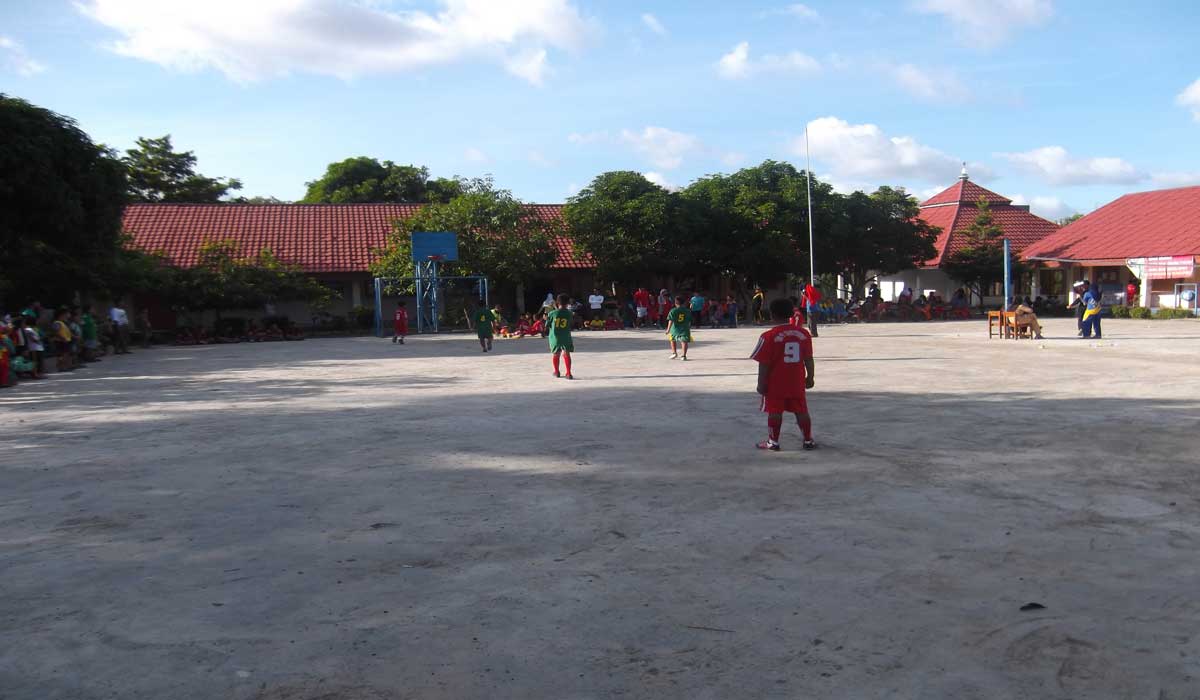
top-left (372, 272), bottom-right (489, 336)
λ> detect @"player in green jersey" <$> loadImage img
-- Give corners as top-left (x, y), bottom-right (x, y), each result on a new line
top-left (472, 304), bottom-right (495, 352)
top-left (666, 295), bottom-right (692, 360)
top-left (546, 293), bottom-right (575, 379)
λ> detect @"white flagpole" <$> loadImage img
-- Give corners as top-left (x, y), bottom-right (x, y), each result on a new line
top-left (805, 125), bottom-right (816, 285)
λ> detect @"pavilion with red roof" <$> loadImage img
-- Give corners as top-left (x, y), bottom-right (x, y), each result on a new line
top-left (122, 203), bottom-right (593, 322)
top-left (874, 167), bottom-right (1060, 304)
top-left (1022, 185), bottom-right (1200, 310)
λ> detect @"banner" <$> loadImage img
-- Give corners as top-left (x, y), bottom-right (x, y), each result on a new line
top-left (1125, 256), bottom-right (1195, 280)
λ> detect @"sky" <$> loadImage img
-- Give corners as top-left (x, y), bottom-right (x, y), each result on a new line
top-left (2, 0), bottom-right (1199, 220)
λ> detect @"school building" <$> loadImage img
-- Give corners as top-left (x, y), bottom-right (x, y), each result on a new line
top-left (874, 168), bottom-right (1061, 304)
top-left (122, 203), bottom-right (594, 325)
top-left (1022, 185), bottom-right (1200, 312)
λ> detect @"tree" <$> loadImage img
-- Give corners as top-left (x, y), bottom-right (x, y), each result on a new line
top-left (941, 197), bottom-right (1020, 308)
top-left (164, 240), bottom-right (335, 316)
top-left (302, 157), bottom-right (462, 204)
top-left (371, 178), bottom-right (557, 293)
top-left (1057, 213), bottom-right (1084, 226)
top-left (563, 171), bottom-right (682, 282)
top-left (123, 135), bottom-right (242, 203)
top-left (0, 94), bottom-right (128, 302)
top-left (826, 186), bottom-right (940, 294)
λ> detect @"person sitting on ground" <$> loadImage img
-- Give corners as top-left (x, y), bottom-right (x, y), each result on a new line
top-left (530, 312), bottom-right (547, 337)
top-left (512, 314), bottom-right (533, 338)
top-left (1011, 300), bottom-right (1044, 339)
top-left (604, 313), bottom-right (622, 331)
top-left (284, 325), bottom-right (305, 341)
top-left (588, 315), bottom-right (605, 331)
top-left (832, 298), bottom-right (848, 323)
top-left (263, 324), bottom-right (283, 341)
top-left (949, 289), bottom-right (970, 318)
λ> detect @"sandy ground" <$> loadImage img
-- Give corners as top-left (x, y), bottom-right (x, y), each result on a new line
top-left (3, 318), bottom-right (1200, 699)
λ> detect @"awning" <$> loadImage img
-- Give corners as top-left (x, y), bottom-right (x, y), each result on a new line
top-left (1126, 256), bottom-right (1197, 280)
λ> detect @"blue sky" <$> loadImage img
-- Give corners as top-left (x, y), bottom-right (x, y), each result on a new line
top-left (3, 0), bottom-right (1198, 219)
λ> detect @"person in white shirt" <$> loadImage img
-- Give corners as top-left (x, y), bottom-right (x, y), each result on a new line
top-left (587, 289), bottom-right (605, 321)
top-left (109, 304), bottom-right (131, 354)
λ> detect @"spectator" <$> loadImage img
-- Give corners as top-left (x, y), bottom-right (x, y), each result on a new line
top-left (725, 295), bottom-right (739, 327)
top-left (803, 281), bottom-right (822, 337)
top-left (689, 291), bottom-right (705, 325)
top-left (136, 308), bottom-right (153, 348)
top-left (80, 305), bottom-right (100, 362)
top-left (16, 317), bottom-right (44, 379)
top-left (51, 308), bottom-right (76, 372)
top-left (110, 302), bottom-right (131, 354)
top-left (587, 288), bottom-right (605, 321)
top-left (751, 287), bottom-right (764, 325)
top-left (657, 289), bottom-right (671, 328)
top-left (1126, 280), bottom-right (1138, 307)
top-left (1011, 299), bottom-right (1045, 339)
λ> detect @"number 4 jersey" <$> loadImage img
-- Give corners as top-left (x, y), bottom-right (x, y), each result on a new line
top-left (750, 324), bottom-right (813, 398)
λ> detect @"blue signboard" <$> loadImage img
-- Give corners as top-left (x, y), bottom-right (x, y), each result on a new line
top-left (411, 231), bottom-right (458, 262)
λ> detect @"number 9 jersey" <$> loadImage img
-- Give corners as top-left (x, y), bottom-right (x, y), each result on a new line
top-left (750, 324), bottom-right (813, 399)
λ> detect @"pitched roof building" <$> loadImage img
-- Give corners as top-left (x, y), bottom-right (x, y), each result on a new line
top-left (918, 168), bottom-right (1059, 268)
top-left (873, 168), bottom-right (1059, 302)
top-left (122, 203), bottom-right (591, 273)
top-left (1022, 185), bottom-right (1200, 309)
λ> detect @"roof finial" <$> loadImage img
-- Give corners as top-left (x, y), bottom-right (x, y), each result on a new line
top-left (959, 162), bottom-right (969, 181)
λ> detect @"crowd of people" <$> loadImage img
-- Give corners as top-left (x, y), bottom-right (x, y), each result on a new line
top-left (1, 301), bottom-right (143, 388)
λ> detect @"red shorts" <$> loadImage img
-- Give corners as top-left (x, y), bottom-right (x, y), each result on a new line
top-left (761, 394), bottom-right (808, 415)
top-left (393, 322), bottom-right (408, 334)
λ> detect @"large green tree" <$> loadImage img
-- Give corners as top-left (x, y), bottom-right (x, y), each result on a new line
top-left (302, 157), bottom-right (462, 204)
top-left (123, 135), bottom-right (242, 203)
top-left (0, 94), bottom-right (128, 301)
top-left (563, 171), bottom-right (683, 282)
top-left (826, 186), bottom-right (940, 294)
top-left (942, 197), bottom-right (1019, 307)
top-left (371, 178), bottom-right (557, 291)
top-left (165, 239), bottom-right (335, 315)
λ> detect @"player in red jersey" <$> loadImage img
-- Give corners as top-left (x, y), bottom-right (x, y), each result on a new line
top-left (392, 304), bottom-right (409, 344)
top-left (751, 297), bottom-right (816, 451)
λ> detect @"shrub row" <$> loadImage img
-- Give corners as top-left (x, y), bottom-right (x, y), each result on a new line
top-left (1110, 306), bottom-right (1195, 319)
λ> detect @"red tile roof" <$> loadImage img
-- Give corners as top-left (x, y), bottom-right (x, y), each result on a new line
top-left (122, 203), bottom-right (591, 273)
top-left (917, 178), bottom-right (1059, 267)
top-left (1022, 186), bottom-right (1200, 262)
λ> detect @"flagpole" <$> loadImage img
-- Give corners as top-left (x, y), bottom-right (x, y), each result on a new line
top-left (805, 125), bottom-right (815, 285)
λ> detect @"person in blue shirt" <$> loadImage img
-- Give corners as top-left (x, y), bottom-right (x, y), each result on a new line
top-left (689, 291), bottom-right (705, 323)
top-left (1081, 284), bottom-right (1103, 339)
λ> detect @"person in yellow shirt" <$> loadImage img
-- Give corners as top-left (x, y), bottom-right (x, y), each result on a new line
top-left (51, 308), bottom-right (76, 372)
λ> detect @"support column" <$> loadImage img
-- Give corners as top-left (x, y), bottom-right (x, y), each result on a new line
top-left (351, 279), bottom-right (363, 309)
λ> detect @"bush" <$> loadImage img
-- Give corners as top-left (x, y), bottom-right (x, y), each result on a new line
top-left (1156, 308), bottom-right (1196, 320)
top-left (1130, 306), bottom-right (1153, 319)
top-left (1109, 305), bottom-right (1130, 318)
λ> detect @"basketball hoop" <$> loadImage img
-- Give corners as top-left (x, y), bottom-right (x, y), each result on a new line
top-left (427, 255), bottom-right (444, 262)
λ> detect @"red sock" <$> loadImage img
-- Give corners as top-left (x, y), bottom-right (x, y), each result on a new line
top-left (553, 353), bottom-right (561, 373)
top-left (767, 414), bottom-right (783, 442)
top-left (563, 353), bottom-right (572, 375)
top-left (797, 413), bottom-right (813, 440)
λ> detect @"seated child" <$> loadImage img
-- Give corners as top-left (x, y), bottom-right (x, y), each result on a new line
top-left (588, 317), bottom-right (605, 330)
top-left (530, 314), bottom-right (547, 337)
top-left (264, 324), bottom-right (283, 341)
top-left (515, 315), bottom-right (533, 338)
top-left (604, 316), bottom-right (622, 331)
top-left (285, 326), bottom-right (305, 341)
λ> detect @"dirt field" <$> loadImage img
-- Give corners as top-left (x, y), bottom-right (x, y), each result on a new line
top-left (3, 318), bottom-right (1200, 699)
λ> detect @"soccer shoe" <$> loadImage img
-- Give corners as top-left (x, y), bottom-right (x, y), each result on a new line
top-left (803, 439), bottom-right (817, 450)
top-left (565, 373), bottom-right (575, 380)
top-left (391, 337), bottom-right (397, 343)
top-left (553, 371), bottom-right (560, 378)
top-left (399, 338), bottom-right (405, 344)
top-left (756, 440), bottom-right (780, 452)
top-left (669, 353), bottom-right (678, 359)
top-left (681, 356), bottom-right (688, 361)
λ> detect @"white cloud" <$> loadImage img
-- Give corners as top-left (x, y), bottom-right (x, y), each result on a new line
top-left (567, 130), bottom-right (607, 144)
top-left (798, 116), bottom-right (981, 184)
top-left (1011, 194), bottom-right (1076, 220)
top-left (0, 36), bottom-right (47, 76)
top-left (642, 171), bottom-right (679, 191)
top-left (913, 0), bottom-right (1053, 47)
top-left (641, 13), bottom-right (666, 35)
top-left (1150, 171), bottom-right (1200, 188)
top-left (76, 0), bottom-right (591, 85)
top-left (1176, 78), bottom-right (1200, 121)
top-left (889, 63), bottom-right (971, 102)
top-left (463, 147), bottom-right (489, 163)
top-left (1000, 146), bottom-right (1142, 185)
top-left (528, 150), bottom-right (555, 167)
top-left (757, 4), bottom-right (820, 21)
top-left (716, 41), bottom-right (819, 80)
top-left (619, 126), bottom-right (699, 170)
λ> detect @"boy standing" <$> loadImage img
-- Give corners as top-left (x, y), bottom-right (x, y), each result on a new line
top-left (666, 295), bottom-right (692, 360)
top-left (751, 298), bottom-right (816, 451)
top-left (546, 293), bottom-right (575, 379)
top-left (392, 304), bottom-right (409, 344)
top-left (473, 304), bottom-right (495, 352)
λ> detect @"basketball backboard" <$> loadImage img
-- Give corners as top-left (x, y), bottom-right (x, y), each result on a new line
top-left (411, 232), bottom-right (458, 262)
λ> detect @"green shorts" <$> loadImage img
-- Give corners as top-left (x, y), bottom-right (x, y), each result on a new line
top-left (669, 330), bottom-right (692, 342)
top-left (549, 337), bottom-right (574, 353)
top-left (476, 329), bottom-right (493, 339)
